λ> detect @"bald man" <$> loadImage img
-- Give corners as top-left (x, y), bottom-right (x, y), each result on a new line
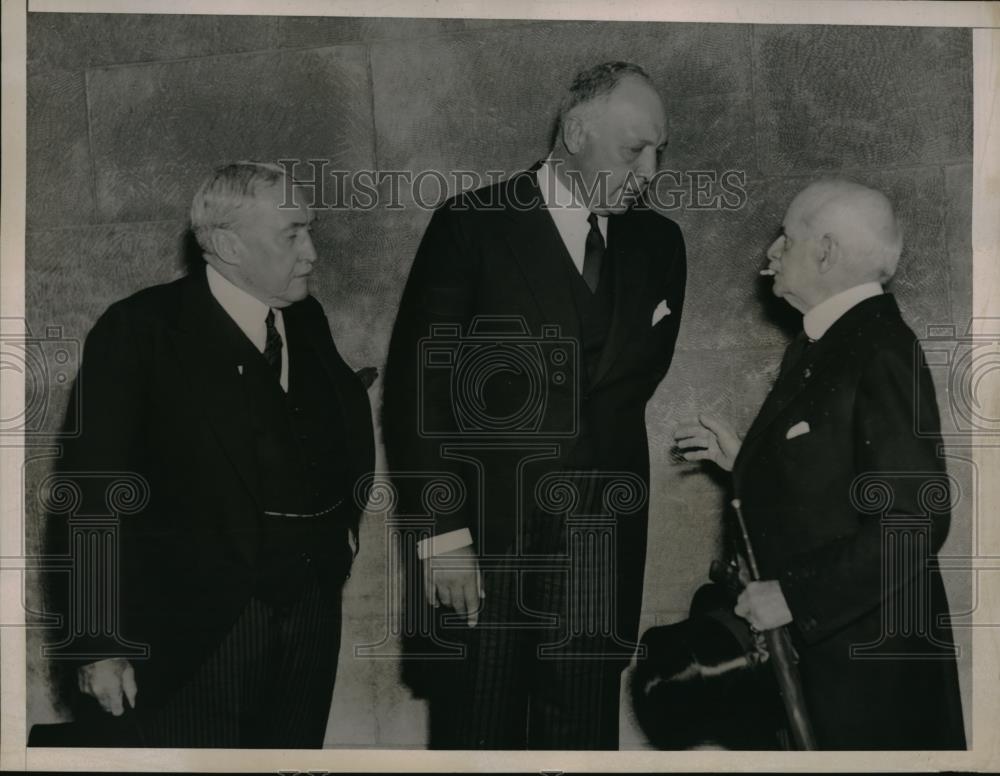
top-left (673, 180), bottom-right (965, 749)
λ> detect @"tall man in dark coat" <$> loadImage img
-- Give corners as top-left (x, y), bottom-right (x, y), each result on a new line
top-left (45, 162), bottom-right (375, 747)
top-left (674, 179), bottom-right (965, 749)
top-left (382, 62), bottom-right (686, 749)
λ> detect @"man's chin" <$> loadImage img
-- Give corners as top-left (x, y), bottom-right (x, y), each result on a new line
top-left (281, 282), bottom-right (311, 304)
top-left (601, 200), bottom-right (635, 216)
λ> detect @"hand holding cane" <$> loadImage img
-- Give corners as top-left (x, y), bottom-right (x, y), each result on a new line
top-left (732, 497), bottom-right (818, 750)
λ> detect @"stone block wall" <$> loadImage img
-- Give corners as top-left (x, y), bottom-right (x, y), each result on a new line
top-left (23, 14), bottom-right (973, 747)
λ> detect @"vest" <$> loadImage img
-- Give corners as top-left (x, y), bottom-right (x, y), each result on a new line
top-left (560, 239), bottom-right (615, 467)
top-left (245, 319), bottom-right (354, 605)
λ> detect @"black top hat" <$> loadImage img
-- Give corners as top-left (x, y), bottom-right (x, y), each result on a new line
top-left (631, 582), bottom-right (785, 750)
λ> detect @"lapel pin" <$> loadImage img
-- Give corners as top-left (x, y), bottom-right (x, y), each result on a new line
top-left (237, 364), bottom-right (244, 376)
top-left (803, 367), bottom-right (812, 379)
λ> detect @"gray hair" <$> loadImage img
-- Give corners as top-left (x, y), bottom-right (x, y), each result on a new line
top-left (190, 161), bottom-right (291, 253)
top-left (555, 61), bottom-right (653, 138)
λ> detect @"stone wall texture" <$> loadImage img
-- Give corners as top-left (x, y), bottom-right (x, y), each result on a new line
top-left (23, 13), bottom-right (973, 748)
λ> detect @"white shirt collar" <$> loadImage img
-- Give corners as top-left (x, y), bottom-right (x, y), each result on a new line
top-left (537, 156), bottom-right (586, 210)
top-left (803, 282), bottom-right (884, 341)
top-left (206, 263), bottom-right (273, 348)
top-left (536, 159), bottom-right (608, 273)
top-left (206, 264), bottom-right (289, 390)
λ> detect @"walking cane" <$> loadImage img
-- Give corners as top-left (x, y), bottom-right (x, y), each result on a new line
top-left (731, 498), bottom-right (818, 750)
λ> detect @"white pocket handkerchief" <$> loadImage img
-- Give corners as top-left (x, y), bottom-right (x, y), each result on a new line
top-left (651, 299), bottom-right (671, 326)
top-left (786, 420), bottom-right (811, 440)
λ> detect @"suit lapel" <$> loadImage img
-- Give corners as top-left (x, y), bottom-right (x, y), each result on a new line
top-left (736, 294), bottom-right (896, 473)
top-left (169, 271), bottom-right (263, 562)
top-left (739, 335), bottom-right (813, 447)
top-left (501, 170), bottom-right (582, 346)
top-left (500, 170), bottom-right (650, 388)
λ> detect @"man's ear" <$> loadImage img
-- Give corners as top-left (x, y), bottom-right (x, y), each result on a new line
top-left (561, 114), bottom-right (587, 155)
top-left (208, 228), bottom-right (241, 267)
top-left (816, 234), bottom-right (838, 275)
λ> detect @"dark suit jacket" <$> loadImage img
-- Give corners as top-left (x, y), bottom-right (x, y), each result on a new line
top-left (732, 293), bottom-right (965, 749)
top-left (47, 268), bottom-right (375, 706)
top-left (382, 167), bottom-right (686, 647)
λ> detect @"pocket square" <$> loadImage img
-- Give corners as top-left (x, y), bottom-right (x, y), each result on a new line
top-left (786, 421), bottom-right (810, 440)
top-left (651, 299), bottom-right (671, 326)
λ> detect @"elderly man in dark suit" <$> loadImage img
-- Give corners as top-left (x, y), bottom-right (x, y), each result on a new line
top-left (383, 61), bottom-right (686, 749)
top-left (45, 162), bottom-right (375, 747)
top-left (674, 179), bottom-right (965, 749)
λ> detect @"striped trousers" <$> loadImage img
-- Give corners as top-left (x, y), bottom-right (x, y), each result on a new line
top-left (127, 580), bottom-right (343, 748)
top-left (427, 567), bottom-right (623, 749)
top-left (425, 539), bottom-right (633, 749)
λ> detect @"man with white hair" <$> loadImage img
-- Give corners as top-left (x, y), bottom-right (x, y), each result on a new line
top-left (673, 180), bottom-right (965, 748)
top-left (46, 162), bottom-right (375, 747)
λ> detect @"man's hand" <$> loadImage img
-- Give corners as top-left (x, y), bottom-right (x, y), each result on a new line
top-left (423, 544), bottom-right (484, 627)
top-left (672, 414), bottom-right (742, 472)
top-left (78, 658), bottom-right (138, 716)
top-left (735, 580), bottom-right (793, 631)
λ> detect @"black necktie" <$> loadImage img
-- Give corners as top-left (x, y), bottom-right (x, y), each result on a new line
top-left (263, 308), bottom-right (282, 379)
top-left (582, 212), bottom-right (604, 293)
top-left (780, 330), bottom-right (813, 379)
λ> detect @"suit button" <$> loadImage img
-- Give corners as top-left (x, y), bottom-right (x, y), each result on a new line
top-left (301, 552), bottom-right (312, 565)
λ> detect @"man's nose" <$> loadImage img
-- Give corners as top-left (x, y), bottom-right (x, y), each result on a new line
top-left (301, 234), bottom-right (318, 262)
top-left (635, 147), bottom-right (658, 182)
top-left (766, 236), bottom-right (784, 262)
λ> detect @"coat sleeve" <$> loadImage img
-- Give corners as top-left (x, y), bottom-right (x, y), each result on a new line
top-left (776, 340), bottom-right (950, 644)
top-left (381, 202), bottom-right (481, 539)
top-left (44, 301), bottom-right (151, 668)
top-left (303, 295), bottom-right (377, 549)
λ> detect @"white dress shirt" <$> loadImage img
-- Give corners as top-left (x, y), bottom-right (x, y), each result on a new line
top-left (803, 282), bottom-right (884, 341)
top-left (536, 158), bottom-right (608, 273)
top-left (206, 264), bottom-right (289, 391)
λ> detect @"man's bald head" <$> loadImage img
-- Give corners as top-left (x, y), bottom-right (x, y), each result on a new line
top-left (786, 180), bottom-right (903, 284)
top-left (765, 180), bottom-right (903, 312)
